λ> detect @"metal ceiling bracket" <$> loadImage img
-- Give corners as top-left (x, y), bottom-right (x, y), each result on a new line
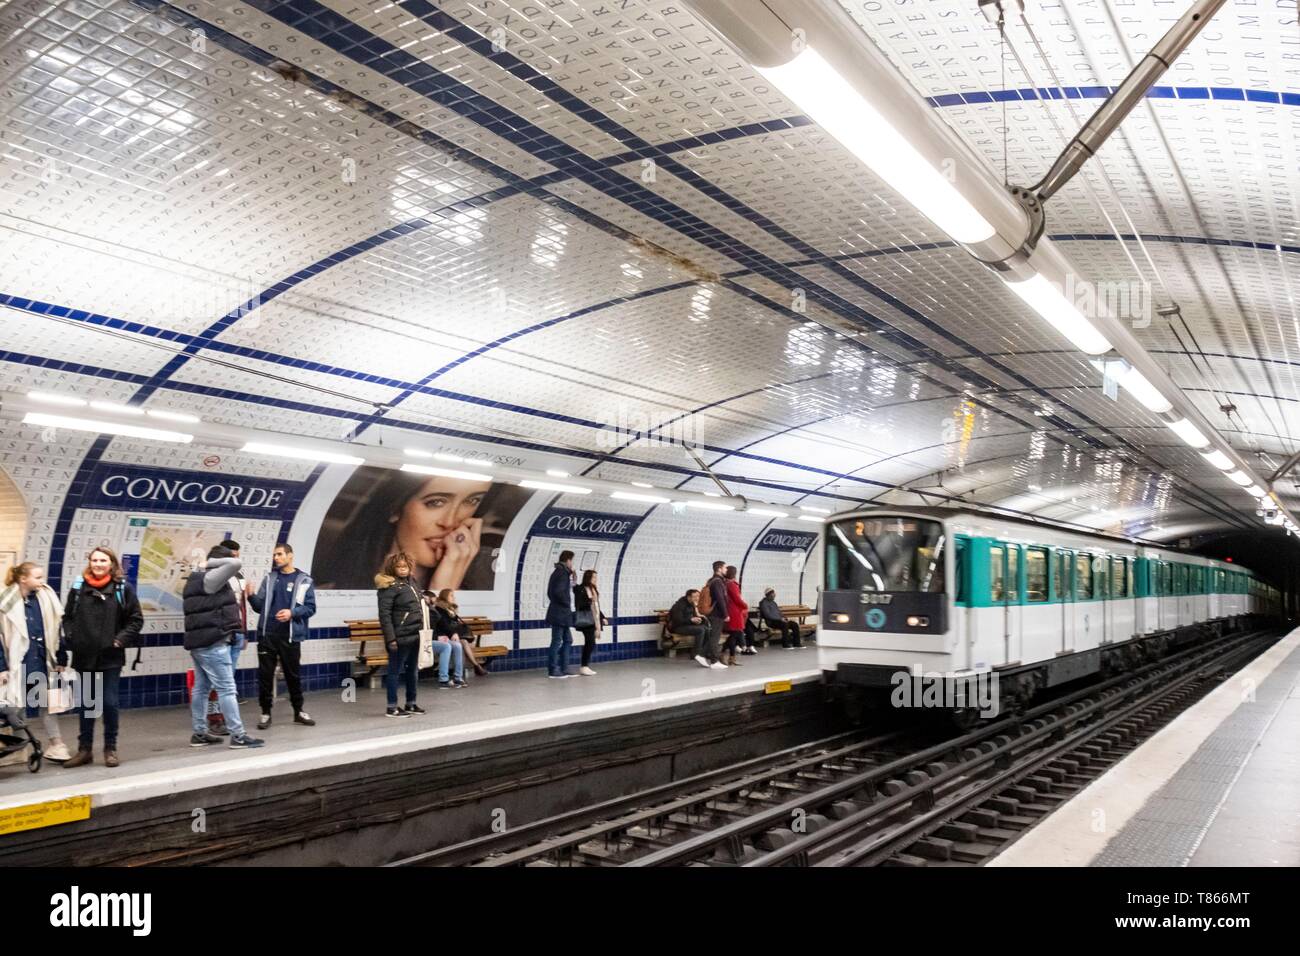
top-left (684, 445), bottom-right (736, 499)
top-left (1268, 448), bottom-right (1300, 486)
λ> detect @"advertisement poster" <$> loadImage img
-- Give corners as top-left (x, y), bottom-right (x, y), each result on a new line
top-left (311, 465), bottom-right (535, 593)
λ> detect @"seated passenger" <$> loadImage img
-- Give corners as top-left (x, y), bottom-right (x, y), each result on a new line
top-left (430, 589), bottom-right (471, 685)
top-left (669, 590), bottom-right (710, 648)
top-left (759, 589), bottom-right (802, 648)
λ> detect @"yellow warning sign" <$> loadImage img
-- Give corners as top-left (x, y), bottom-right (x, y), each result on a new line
top-left (764, 679), bottom-right (793, 695)
top-left (0, 795), bottom-right (91, 836)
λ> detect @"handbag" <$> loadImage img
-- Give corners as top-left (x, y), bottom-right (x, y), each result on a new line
top-left (47, 673), bottom-right (75, 715)
top-left (416, 589), bottom-right (435, 669)
top-left (575, 610), bottom-right (595, 628)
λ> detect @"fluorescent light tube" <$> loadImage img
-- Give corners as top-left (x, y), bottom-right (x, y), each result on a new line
top-left (797, 515), bottom-right (826, 523)
top-left (1200, 449), bottom-right (1233, 470)
top-left (630, 481), bottom-right (654, 488)
top-left (748, 508), bottom-right (791, 519)
top-left (241, 441), bottom-right (364, 465)
top-left (1003, 274), bottom-right (1113, 355)
top-left (404, 448), bottom-right (433, 458)
top-left (1226, 470), bottom-right (1251, 486)
top-left (1165, 418), bottom-right (1209, 449)
top-left (799, 505), bottom-right (832, 514)
top-left (1119, 367), bottom-right (1173, 414)
top-left (686, 499), bottom-right (735, 512)
top-left (1245, 485), bottom-right (1267, 498)
top-left (434, 453), bottom-right (464, 463)
top-left (23, 411), bottom-right (192, 444)
top-left (401, 463), bottom-right (494, 482)
top-left (546, 469), bottom-right (570, 478)
top-left (611, 491), bottom-right (672, 504)
top-left (26, 391), bottom-right (86, 407)
top-left (89, 400), bottom-right (144, 416)
top-left (145, 409), bottom-right (200, 423)
top-left (520, 479), bottom-right (591, 494)
top-left (757, 48), bottom-right (995, 244)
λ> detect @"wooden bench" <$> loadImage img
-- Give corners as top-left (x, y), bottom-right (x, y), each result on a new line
top-left (347, 616), bottom-right (509, 685)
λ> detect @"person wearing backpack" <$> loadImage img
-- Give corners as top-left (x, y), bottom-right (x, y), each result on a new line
top-left (694, 561), bottom-right (729, 670)
top-left (58, 547), bottom-right (143, 768)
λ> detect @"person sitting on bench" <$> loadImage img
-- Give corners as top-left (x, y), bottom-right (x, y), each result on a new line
top-left (759, 588), bottom-right (802, 648)
top-left (669, 589), bottom-right (710, 649)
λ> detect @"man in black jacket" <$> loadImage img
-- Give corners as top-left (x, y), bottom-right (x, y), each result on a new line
top-left (545, 551), bottom-right (575, 679)
top-left (668, 589), bottom-right (710, 649)
top-left (183, 545), bottom-right (263, 749)
top-left (759, 588), bottom-right (802, 648)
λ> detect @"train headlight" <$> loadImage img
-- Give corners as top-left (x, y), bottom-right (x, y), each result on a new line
top-left (830, 613), bottom-right (851, 624)
top-left (906, 616), bottom-right (929, 627)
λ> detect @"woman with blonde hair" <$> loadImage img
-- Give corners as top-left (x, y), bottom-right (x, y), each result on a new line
top-left (0, 562), bottom-right (71, 762)
top-left (432, 588), bottom-right (486, 679)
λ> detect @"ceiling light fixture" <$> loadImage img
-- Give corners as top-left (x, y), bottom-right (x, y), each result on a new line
top-left (1226, 470), bottom-right (1252, 487)
top-left (1200, 449), bottom-right (1233, 471)
top-left (748, 508), bottom-right (791, 519)
top-left (26, 391), bottom-right (87, 407)
top-left (24, 411), bottom-right (193, 444)
top-left (520, 479), bottom-right (591, 495)
top-left (401, 463), bottom-right (494, 482)
top-left (686, 500), bottom-right (736, 512)
top-left (611, 491), bottom-right (672, 504)
top-left (1002, 273), bottom-right (1113, 355)
top-left (241, 441), bottom-right (364, 465)
top-left (1165, 417), bottom-right (1210, 449)
top-left (89, 400), bottom-right (144, 417)
top-left (145, 409), bottom-right (200, 423)
top-left (1119, 366), bottom-right (1173, 413)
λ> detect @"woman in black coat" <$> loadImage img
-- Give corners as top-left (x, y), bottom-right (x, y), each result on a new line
top-left (58, 547), bottom-right (143, 768)
top-left (375, 552), bottom-right (427, 718)
top-left (432, 589), bottom-right (485, 678)
top-left (572, 569), bottom-right (608, 677)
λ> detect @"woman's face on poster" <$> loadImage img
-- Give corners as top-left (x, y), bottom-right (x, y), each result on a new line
top-left (393, 476), bottom-right (489, 569)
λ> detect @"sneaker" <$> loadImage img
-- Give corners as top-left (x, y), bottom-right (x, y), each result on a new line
top-left (44, 741), bottom-right (71, 762)
top-left (403, 703), bottom-right (426, 715)
top-left (438, 680), bottom-right (453, 689)
top-left (230, 734), bottom-right (265, 748)
top-left (694, 655), bottom-right (710, 669)
top-left (385, 707), bottom-right (410, 718)
top-left (579, 666), bottom-right (597, 676)
top-left (547, 674), bottom-right (565, 679)
top-left (709, 661), bottom-right (729, 670)
top-left (190, 732), bottom-right (221, 747)
top-left (451, 679), bottom-right (468, 688)
top-left (294, 712), bottom-right (316, 726)
top-left (257, 714), bottom-right (271, 730)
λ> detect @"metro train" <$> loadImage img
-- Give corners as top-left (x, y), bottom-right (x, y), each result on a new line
top-left (818, 507), bottom-right (1280, 722)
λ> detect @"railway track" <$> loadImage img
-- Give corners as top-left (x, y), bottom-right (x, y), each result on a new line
top-left (392, 625), bottom-right (1278, 867)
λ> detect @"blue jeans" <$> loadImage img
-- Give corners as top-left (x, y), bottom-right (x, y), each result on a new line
top-left (77, 668), bottom-right (121, 751)
top-left (191, 644), bottom-right (244, 737)
top-left (386, 640), bottom-right (419, 708)
top-left (229, 633), bottom-right (246, 670)
top-left (430, 639), bottom-right (463, 682)
top-left (547, 626), bottom-right (572, 676)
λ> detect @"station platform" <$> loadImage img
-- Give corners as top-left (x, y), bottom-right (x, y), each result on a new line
top-left (992, 626), bottom-right (1300, 867)
top-left (0, 651), bottom-right (823, 865)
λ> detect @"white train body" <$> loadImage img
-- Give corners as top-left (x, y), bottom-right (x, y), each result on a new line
top-left (818, 508), bottom-right (1274, 710)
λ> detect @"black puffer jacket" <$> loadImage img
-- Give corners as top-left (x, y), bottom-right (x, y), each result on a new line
top-left (376, 574), bottom-right (426, 648)
top-left (61, 577), bottom-right (143, 672)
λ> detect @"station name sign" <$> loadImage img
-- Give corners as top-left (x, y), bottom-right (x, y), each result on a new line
top-left (80, 464), bottom-right (300, 517)
top-left (755, 529), bottom-right (820, 552)
top-left (533, 508), bottom-right (644, 541)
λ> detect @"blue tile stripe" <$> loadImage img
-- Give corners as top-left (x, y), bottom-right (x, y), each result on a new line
top-left (926, 86), bottom-right (1300, 108)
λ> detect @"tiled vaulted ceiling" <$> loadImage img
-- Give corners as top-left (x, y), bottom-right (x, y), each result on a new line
top-left (1, 0), bottom-right (1298, 540)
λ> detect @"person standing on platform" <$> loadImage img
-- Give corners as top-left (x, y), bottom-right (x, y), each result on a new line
top-left (545, 550), bottom-right (576, 679)
top-left (204, 538), bottom-right (249, 735)
top-left (59, 547), bottom-right (143, 768)
top-left (722, 565), bottom-right (748, 667)
top-left (248, 542), bottom-right (317, 730)
top-left (183, 544), bottom-right (263, 750)
top-left (0, 562), bottom-right (72, 763)
top-left (376, 552), bottom-right (430, 717)
top-left (572, 569), bottom-right (608, 677)
top-left (695, 561), bottom-right (730, 671)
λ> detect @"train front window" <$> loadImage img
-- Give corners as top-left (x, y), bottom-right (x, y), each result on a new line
top-left (827, 517), bottom-right (946, 593)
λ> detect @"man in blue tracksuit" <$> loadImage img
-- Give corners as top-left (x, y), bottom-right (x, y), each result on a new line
top-left (545, 550), bottom-right (575, 679)
top-left (247, 542), bottom-right (317, 730)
